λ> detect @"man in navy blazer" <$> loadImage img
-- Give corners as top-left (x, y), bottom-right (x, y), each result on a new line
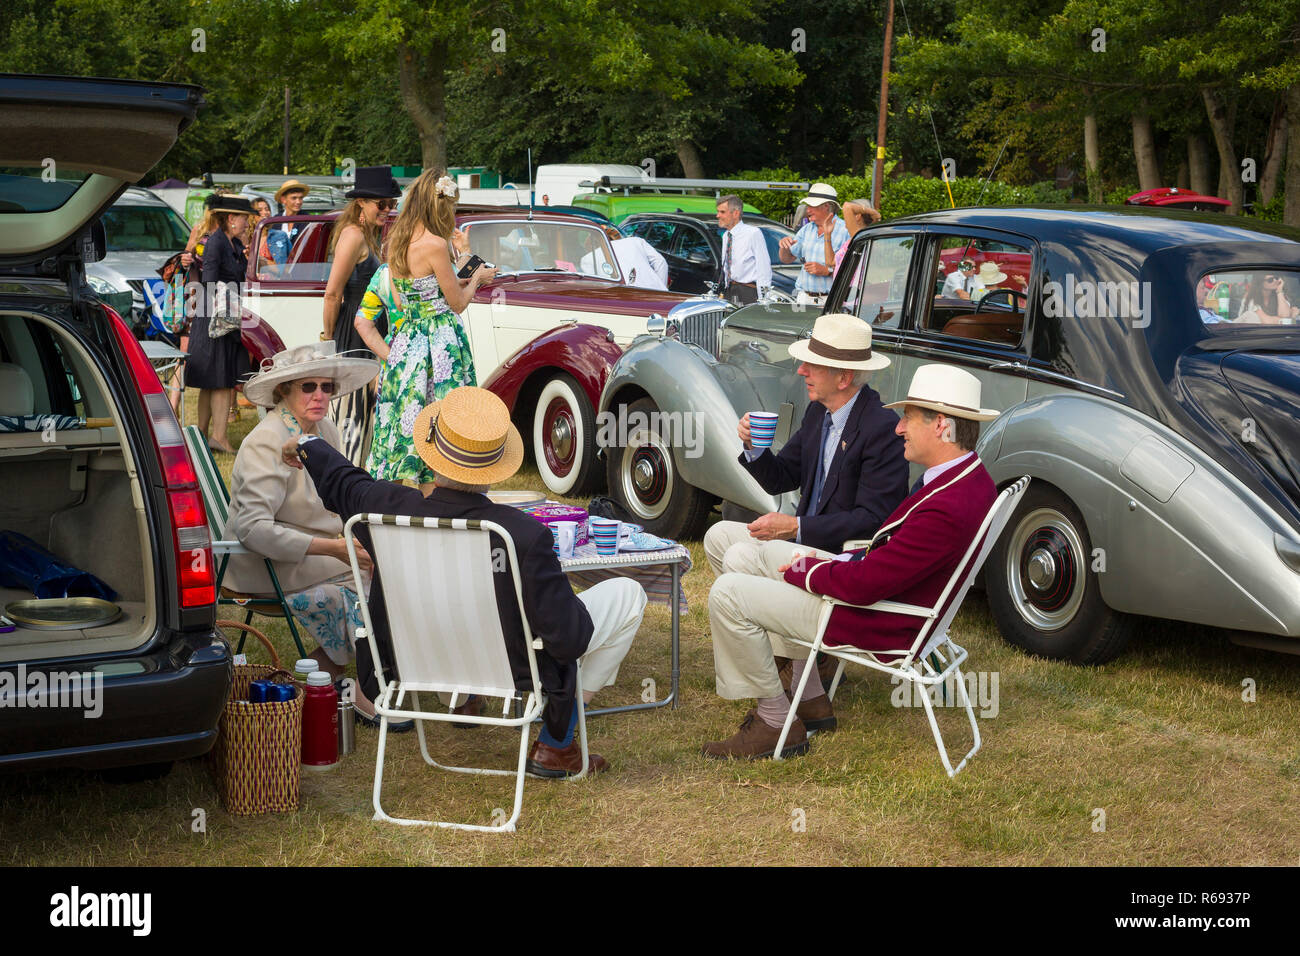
top-left (704, 313), bottom-right (908, 574)
top-left (286, 386), bottom-right (646, 778)
top-left (704, 364), bottom-right (998, 760)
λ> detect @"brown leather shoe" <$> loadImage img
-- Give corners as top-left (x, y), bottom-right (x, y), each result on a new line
top-left (791, 693), bottom-right (837, 734)
top-left (702, 709), bottom-right (809, 760)
top-left (526, 739), bottom-right (608, 778)
top-left (450, 695), bottom-right (483, 729)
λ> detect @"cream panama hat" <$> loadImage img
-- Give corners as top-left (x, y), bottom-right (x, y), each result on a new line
top-left (787, 313), bottom-right (891, 372)
top-left (242, 341), bottom-right (380, 408)
top-left (803, 182), bottom-right (840, 209)
top-left (412, 387), bottom-right (524, 486)
top-left (274, 179), bottom-right (311, 203)
top-left (976, 261), bottom-right (1007, 284)
top-left (884, 364), bottom-right (999, 421)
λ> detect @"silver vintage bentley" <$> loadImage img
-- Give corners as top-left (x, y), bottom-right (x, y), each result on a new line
top-left (598, 206), bottom-right (1300, 663)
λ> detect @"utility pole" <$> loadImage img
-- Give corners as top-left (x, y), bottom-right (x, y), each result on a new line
top-left (871, 0), bottom-right (895, 210)
top-left (282, 85), bottom-right (289, 175)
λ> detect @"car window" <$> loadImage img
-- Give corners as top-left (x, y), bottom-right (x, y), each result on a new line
top-left (1198, 269), bottom-right (1300, 326)
top-left (755, 222), bottom-right (793, 262)
top-left (0, 167), bottom-right (91, 213)
top-left (639, 222), bottom-right (677, 253)
top-left (672, 224), bottom-right (714, 264)
top-left (921, 234), bottom-right (1032, 347)
top-left (102, 204), bottom-right (190, 252)
top-left (256, 220), bottom-right (332, 281)
top-left (463, 220), bottom-right (621, 280)
top-left (0, 316), bottom-right (83, 420)
top-left (832, 235), bottom-right (916, 329)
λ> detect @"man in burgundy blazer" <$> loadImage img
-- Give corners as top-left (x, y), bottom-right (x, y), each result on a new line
top-left (704, 364), bottom-right (998, 760)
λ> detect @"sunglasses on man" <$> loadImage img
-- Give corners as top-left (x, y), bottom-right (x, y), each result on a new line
top-left (296, 380), bottom-right (336, 395)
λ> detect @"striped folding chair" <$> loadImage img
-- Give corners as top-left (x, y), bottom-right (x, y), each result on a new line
top-left (775, 477), bottom-right (1031, 777)
top-left (344, 513), bottom-right (589, 832)
top-left (182, 425), bottom-right (307, 659)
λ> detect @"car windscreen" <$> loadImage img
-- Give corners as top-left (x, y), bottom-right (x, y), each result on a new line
top-left (0, 168), bottom-right (92, 213)
top-left (101, 204), bottom-right (190, 252)
top-left (1199, 269), bottom-right (1300, 327)
top-left (464, 221), bottom-right (620, 280)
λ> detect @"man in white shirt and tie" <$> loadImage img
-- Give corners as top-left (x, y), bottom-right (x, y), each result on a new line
top-left (941, 258), bottom-right (985, 300)
top-left (716, 195), bottom-right (773, 305)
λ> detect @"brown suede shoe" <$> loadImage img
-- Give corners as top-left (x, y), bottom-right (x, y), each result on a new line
top-left (450, 695), bottom-right (483, 730)
top-left (702, 709), bottom-right (809, 760)
top-left (791, 693), bottom-right (837, 734)
top-left (526, 739), bottom-right (608, 778)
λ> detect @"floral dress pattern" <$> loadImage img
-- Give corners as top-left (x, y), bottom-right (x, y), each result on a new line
top-left (357, 264), bottom-right (476, 483)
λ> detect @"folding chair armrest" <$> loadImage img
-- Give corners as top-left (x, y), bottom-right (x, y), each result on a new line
top-left (211, 539), bottom-right (249, 555)
top-left (824, 596), bottom-right (936, 619)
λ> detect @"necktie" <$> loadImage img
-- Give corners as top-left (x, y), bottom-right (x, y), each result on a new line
top-left (909, 475), bottom-right (925, 496)
top-left (724, 232), bottom-right (732, 285)
top-left (807, 414), bottom-right (834, 515)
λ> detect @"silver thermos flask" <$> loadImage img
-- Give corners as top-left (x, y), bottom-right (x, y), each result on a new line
top-left (336, 699), bottom-right (355, 756)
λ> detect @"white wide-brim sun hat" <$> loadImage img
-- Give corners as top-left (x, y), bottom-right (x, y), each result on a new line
top-left (242, 341), bottom-right (380, 408)
top-left (787, 312), bottom-right (891, 371)
top-left (884, 363), bottom-right (1000, 421)
top-left (803, 182), bottom-right (840, 208)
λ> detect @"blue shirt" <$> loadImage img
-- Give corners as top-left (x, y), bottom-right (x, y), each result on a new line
top-left (790, 216), bottom-right (849, 294)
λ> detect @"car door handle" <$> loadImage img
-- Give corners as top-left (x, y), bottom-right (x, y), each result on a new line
top-left (990, 361), bottom-right (1028, 371)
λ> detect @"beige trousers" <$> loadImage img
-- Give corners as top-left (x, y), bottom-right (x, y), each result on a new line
top-left (706, 526), bottom-right (837, 699)
top-left (576, 577), bottom-right (647, 693)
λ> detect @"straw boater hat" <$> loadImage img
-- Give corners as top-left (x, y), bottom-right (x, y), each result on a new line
top-left (242, 341), bottom-right (379, 408)
top-left (787, 313), bottom-right (891, 371)
top-left (884, 364), bottom-right (999, 422)
top-left (274, 179), bottom-right (311, 203)
top-left (803, 182), bottom-right (840, 210)
top-left (208, 194), bottom-right (255, 216)
top-left (976, 261), bottom-right (1007, 284)
top-left (412, 387), bottom-right (524, 486)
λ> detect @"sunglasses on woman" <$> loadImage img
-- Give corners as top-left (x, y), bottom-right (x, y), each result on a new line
top-left (369, 199), bottom-right (397, 211)
top-left (296, 380), bottom-right (336, 395)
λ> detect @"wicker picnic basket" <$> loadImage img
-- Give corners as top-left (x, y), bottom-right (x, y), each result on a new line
top-left (208, 620), bottom-right (304, 815)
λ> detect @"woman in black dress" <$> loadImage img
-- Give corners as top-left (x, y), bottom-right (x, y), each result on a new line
top-left (188, 195), bottom-right (253, 455)
top-left (323, 166), bottom-right (401, 466)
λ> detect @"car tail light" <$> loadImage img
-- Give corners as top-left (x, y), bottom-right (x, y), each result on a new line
top-left (107, 305), bottom-right (216, 609)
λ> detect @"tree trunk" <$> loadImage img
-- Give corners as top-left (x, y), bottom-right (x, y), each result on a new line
top-left (676, 139), bottom-right (705, 179)
top-left (1132, 103), bottom-right (1161, 190)
top-left (1286, 82), bottom-right (1300, 227)
top-left (1175, 160), bottom-right (1189, 190)
top-left (1188, 134), bottom-right (1212, 195)
top-left (1202, 86), bottom-right (1243, 212)
top-left (1084, 109), bottom-right (1102, 203)
top-left (1261, 93), bottom-right (1289, 205)
top-left (397, 41), bottom-right (447, 170)
top-left (850, 134), bottom-right (867, 178)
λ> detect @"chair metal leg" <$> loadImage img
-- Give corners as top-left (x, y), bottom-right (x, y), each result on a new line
top-left (915, 662), bottom-right (980, 778)
top-left (827, 660), bottom-right (846, 702)
top-left (774, 645), bottom-right (818, 761)
top-left (567, 668), bottom-right (589, 782)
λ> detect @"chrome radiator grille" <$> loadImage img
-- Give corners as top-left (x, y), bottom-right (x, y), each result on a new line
top-left (678, 310), bottom-right (725, 357)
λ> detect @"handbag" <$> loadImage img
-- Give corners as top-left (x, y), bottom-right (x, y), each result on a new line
top-left (208, 280), bottom-right (241, 338)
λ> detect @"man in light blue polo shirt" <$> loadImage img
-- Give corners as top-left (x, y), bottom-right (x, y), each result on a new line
top-left (778, 183), bottom-right (849, 306)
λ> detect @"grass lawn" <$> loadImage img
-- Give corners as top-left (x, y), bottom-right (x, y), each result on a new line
top-left (2, 397), bottom-right (1299, 865)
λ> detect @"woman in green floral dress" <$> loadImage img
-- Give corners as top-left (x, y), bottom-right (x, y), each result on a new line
top-left (353, 168), bottom-right (497, 491)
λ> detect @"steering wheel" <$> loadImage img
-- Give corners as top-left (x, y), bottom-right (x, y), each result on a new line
top-left (974, 288), bottom-right (1027, 314)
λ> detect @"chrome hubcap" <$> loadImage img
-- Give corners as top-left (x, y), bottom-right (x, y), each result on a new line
top-left (633, 459), bottom-right (655, 492)
top-left (1027, 549), bottom-right (1056, 590)
top-left (1005, 507), bottom-right (1086, 631)
top-left (550, 417), bottom-right (572, 460)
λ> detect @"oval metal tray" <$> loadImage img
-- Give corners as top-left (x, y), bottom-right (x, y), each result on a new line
top-left (4, 598), bottom-right (122, 630)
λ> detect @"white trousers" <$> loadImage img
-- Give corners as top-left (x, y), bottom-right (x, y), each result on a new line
top-left (575, 578), bottom-right (647, 693)
top-left (705, 524), bottom-right (836, 699)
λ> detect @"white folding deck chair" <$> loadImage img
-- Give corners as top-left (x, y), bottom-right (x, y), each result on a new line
top-left (182, 424), bottom-right (307, 658)
top-left (775, 476), bottom-right (1031, 777)
top-left (345, 513), bottom-right (589, 832)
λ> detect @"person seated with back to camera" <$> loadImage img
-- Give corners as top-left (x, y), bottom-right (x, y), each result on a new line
top-left (282, 385), bottom-right (647, 777)
top-left (702, 363), bottom-right (999, 759)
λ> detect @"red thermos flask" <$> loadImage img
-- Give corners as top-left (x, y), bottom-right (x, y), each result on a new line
top-left (302, 671), bottom-right (338, 770)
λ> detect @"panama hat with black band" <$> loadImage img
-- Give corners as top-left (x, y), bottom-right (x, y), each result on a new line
top-left (787, 312), bottom-right (891, 371)
top-left (412, 386), bottom-right (525, 487)
top-left (274, 179), bottom-right (311, 203)
top-left (802, 182), bottom-right (840, 210)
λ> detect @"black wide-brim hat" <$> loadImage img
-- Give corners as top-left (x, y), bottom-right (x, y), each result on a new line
top-left (209, 195), bottom-right (255, 216)
top-left (346, 165), bottom-right (402, 199)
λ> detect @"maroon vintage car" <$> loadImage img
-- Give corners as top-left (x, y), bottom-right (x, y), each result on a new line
top-left (240, 206), bottom-right (687, 494)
